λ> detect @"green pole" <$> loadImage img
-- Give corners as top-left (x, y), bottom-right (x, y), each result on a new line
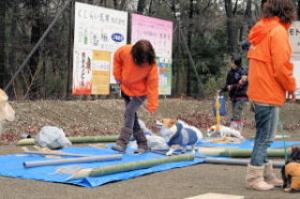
top-left (68, 153), bottom-right (194, 180)
top-left (199, 147), bottom-right (290, 158)
top-left (17, 135), bottom-right (118, 145)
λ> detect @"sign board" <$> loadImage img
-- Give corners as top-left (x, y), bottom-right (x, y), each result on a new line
top-left (131, 14), bottom-right (173, 95)
top-left (289, 21), bottom-right (300, 99)
top-left (72, 2), bottom-right (128, 95)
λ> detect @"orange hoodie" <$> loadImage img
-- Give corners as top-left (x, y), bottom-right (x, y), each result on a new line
top-left (247, 17), bottom-right (296, 106)
top-left (113, 44), bottom-right (159, 112)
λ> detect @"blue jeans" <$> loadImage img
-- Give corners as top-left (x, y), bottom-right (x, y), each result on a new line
top-left (250, 103), bottom-right (279, 166)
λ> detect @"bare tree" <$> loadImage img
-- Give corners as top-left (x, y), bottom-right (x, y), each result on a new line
top-left (137, 0), bottom-right (147, 13)
top-left (0, 0), bottom-right (6, 88)
top-left (224, 0), bottom-right (239, 54)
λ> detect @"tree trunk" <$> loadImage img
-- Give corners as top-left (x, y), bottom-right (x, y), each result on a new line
top-left (186, 0), bottom-right (194, 96)
top-left (224, 0), bottom-right (239, 54)
top-left (241, 0), bottom-right (252, 41)
top-left (298, 0), bottom-right (300, 19)
top-left (137, 0), bottom-right (146, 14)
top-left (227, 17), bottom-right (238, 54)
top-left (8, 2), bottom-right (18, 98)
top-left (66, 0), bottom-right (74, 100)
top-left (28, 0), bottom-right (43, 99)
top-left (0, 1), bottom-right (6, 88)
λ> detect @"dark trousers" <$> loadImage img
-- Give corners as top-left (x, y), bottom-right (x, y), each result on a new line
top-left (121, 92), bottom-right (146, 132)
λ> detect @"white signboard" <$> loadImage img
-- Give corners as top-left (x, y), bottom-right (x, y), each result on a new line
top-left (289, 21), bottom-right (300, 58)
top-left (72, 2), bottom-right (128, 95)
top-left (290, 60), bottom-right (300, 99)
top-left (290, 21), bottom-right (300, 99)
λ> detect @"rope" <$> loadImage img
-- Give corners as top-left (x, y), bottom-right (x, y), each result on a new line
top-left (278, 117), bottom-right (288, 161)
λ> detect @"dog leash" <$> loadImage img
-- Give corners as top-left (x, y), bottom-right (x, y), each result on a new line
top-left (278, 117), bottom-right (288, 162)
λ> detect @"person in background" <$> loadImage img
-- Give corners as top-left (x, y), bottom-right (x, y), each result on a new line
top-left (221, 54), bottom-right (248, 133)
top-left (245, 0), bottom-right (296, 191)
top-left (111, 40), bottom-right (159, 154)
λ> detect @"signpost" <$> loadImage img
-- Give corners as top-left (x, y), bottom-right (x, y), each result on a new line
top-left (72, 2), bottom-right (128, 95)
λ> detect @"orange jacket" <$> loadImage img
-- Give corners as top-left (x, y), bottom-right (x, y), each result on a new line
top-left (247, 17), bottom-right (296, 106)
top-left (113, 44), bottom-right (159, 112)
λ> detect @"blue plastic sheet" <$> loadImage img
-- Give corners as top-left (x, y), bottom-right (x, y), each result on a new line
top-left (0, 140), bottom-right (298, 187)
top-left (0, 146), bottom-right (203, 187)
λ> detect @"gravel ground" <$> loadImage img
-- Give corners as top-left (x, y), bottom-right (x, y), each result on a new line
top-left (0, 99), bottom-right (300, 199)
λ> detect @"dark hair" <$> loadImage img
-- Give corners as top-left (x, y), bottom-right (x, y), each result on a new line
top-left (231, 54), bottom-right (242, 67)
top-left (131, 40), bottom-right (156, 65)
top-left (262, 0), bottom-right (296, 24)
top-left (261, 0), bottom-right (267, 9)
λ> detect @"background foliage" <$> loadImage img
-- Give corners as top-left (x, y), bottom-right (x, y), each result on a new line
top-left (0, 0), bottom-right (299, 99)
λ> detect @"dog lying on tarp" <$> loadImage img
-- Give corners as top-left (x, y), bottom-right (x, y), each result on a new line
top-left (0, 89), bottom-right (15, 133)
top-left (282, 147), bottom-right (300, 192)
top-left (207, 124), bottom-right (244, 143)
top-left (156, 118), bottom-right (203, 156)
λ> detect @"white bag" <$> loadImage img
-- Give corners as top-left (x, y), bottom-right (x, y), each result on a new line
top-left (35, 126), bottom-right (71, 149)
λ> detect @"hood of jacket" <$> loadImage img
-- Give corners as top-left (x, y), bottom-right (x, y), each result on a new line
top-left (248, 17), bottom-right (284, 45)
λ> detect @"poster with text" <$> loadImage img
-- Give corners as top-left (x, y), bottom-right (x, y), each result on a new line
top-left (291, 60), bottom-right (300, 99)
top-left (73, 2), bottom-right (128, 95)
top-left (131, 14), bottom-right (173, 95)
top-left (289, 21), bottom-right (300, 59)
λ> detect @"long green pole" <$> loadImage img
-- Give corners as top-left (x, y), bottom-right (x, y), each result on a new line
top-left (199, 147), bottom-right (290, 158)
top-left (68, 153), bottom-right (194, 180)
top-left (17, 135), bottom-right (118, 145)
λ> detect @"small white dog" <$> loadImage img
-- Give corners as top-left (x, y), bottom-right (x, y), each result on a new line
top-left (0, 89), bottom-right (15, 133)
top-left (156, 118), bottom-right (203, 156)
top-left (207, 125), bottom-right (244, 140)
top-left (137, 119), bottom-right (169, 151)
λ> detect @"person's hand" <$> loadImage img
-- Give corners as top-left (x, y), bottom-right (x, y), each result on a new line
top-left (227, 85), bottom-right (232, 91)
top-left (287, 91), bottom-right (296, 102)
top-left (147, 111), bottom-right (156, 121)
top-left (239, 75), bottom-right (247, 85)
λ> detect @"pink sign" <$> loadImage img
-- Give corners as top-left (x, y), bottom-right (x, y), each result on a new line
top-left (131, 14), bottom-right (173, 95)
top-left (131, 14), bottom-right (173, 58)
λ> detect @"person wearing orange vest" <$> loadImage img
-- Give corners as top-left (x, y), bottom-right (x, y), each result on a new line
top-left (111, 40), bottom-right (159, 154)
top-left (245, 0), bottom-right (296, 191)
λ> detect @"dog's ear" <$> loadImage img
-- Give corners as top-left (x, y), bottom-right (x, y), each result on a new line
top-left (289, 147), bottom-right (300, 161)
top-left (161, 118), bottom-right (176, 128)
top-left (0, 89), bottom-right (8, 102)
top-left (169, 119), bottom-right (176, 126)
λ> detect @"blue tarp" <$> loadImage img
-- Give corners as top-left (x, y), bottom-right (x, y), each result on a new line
top-left (0, 140), bottom-right (299, 187)
top-left (0, 146), bottom-right (203, 187)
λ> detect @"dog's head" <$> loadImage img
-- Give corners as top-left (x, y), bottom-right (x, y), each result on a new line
top-left (207, 125), bottom-right (220, 137)
top-left (156, 118), bottom-right (177, 143)
top-left (0, 89), bottom-right (15, 122)
top-left (156, 118), bottom-right (176, 129)
top-left (289, 147), bottom-right (300, 162)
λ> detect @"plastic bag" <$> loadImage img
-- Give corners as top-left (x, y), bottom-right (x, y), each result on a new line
top-left (35, 126), bottom-right (71, 149)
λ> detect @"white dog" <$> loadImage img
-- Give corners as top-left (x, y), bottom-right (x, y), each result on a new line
top-left (156, 118), bottom-right (203, 156)
top-left (207, 124), bottom-right (244, 140)
top-left (138, 119), bottom-right (169, 151)
top-left (0, 89), bottom-right (15, 133)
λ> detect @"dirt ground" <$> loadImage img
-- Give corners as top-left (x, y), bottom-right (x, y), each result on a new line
top-left (0, 99), bottom-right (300, 199)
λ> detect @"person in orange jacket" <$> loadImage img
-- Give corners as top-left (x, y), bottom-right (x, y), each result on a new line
top-left (245, 0), bottom-right (296, 191)
top-left (111, 40), bottom-right (159, 153)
